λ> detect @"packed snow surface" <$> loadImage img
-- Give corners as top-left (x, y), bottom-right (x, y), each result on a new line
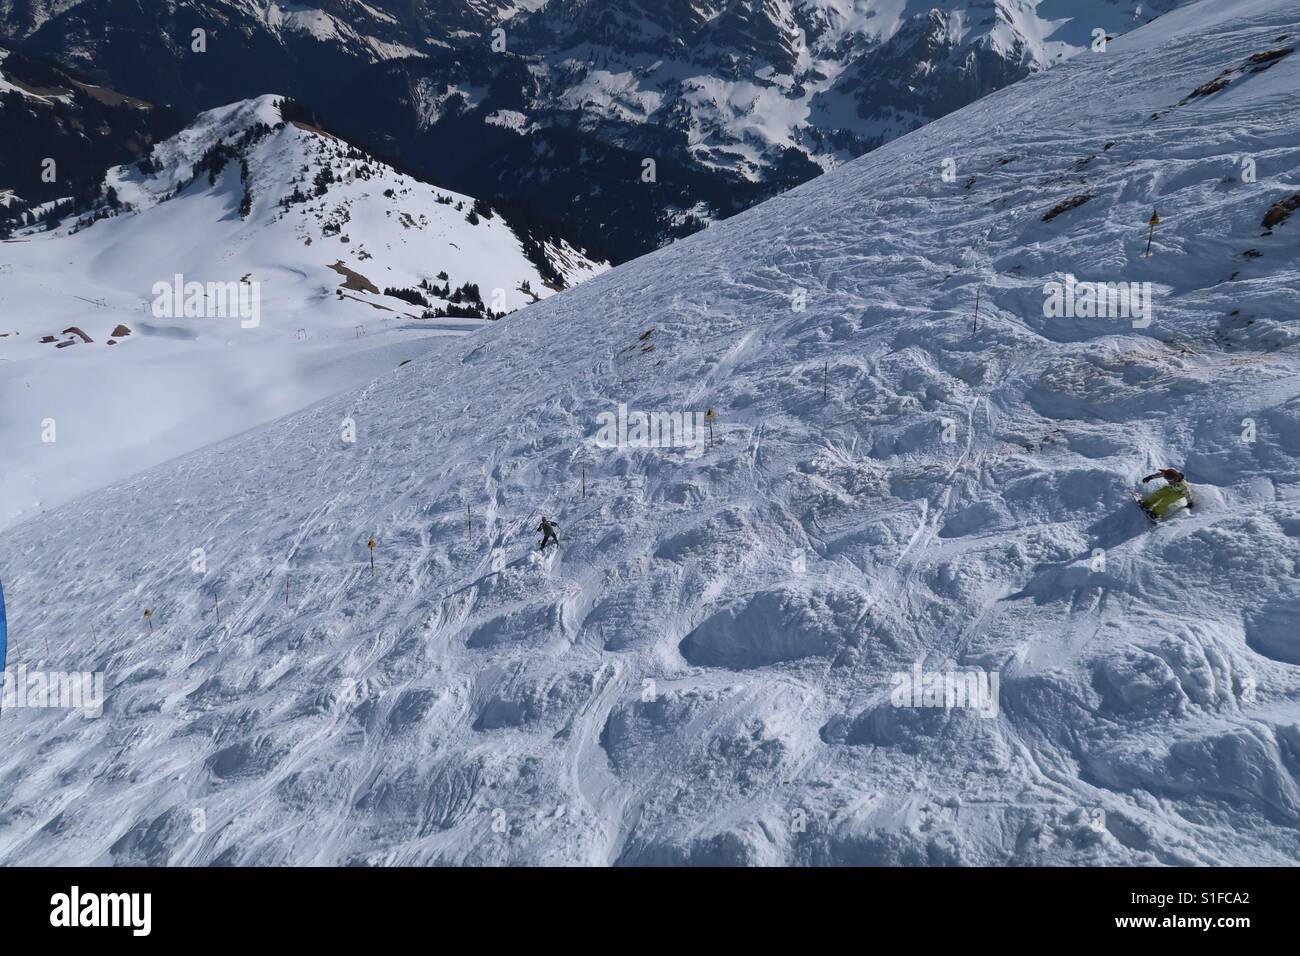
top-left (1, 0), bottom-right (1299, 865)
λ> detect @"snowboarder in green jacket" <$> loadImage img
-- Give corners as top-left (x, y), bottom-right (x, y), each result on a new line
top-left (537, 517), bottom-right (559, 551)
top-left (1139, 468), bottom-right (1193, 520)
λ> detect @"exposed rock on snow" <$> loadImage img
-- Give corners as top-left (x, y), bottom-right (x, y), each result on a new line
top-left (1261, 191), bottom-right (1300, 228)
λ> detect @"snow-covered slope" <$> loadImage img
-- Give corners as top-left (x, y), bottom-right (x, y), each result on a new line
top-left (4, 1), bottom-right (1186, 262)
top-left (1, 0), bottom-right (1298, 865)
top-left (0, 95), bottom-right (606, 530)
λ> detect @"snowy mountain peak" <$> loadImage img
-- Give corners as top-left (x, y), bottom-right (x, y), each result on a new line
top-left (88, 92), bottom-right (607, 303)
top-left (103, 94), bottom-right (286, 215)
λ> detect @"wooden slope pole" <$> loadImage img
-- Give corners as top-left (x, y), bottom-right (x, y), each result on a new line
top-left (1145, 208), bottom-right (1160, 257)
top-left (823, 363), bottom-right (828, 402)
top-left (972, 285), bottom-right (981, 334)
top-left (368, 538), bottom-right (376, 576)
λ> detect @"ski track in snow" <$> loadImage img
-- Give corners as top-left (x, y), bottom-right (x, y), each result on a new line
top-left (1, 0), bottom-right (1300, 865)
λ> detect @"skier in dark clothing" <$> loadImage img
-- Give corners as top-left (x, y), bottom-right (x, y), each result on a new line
top-left (1139, 468), bottom-right (1193, 519)
top-left (537, 517), bottom-right (559, 551)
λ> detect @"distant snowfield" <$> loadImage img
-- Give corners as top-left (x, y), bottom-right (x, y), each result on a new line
top-left (0, 96), bottom-right (606, 530)
top-left (1, 0), bottom-right (1299, 865)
